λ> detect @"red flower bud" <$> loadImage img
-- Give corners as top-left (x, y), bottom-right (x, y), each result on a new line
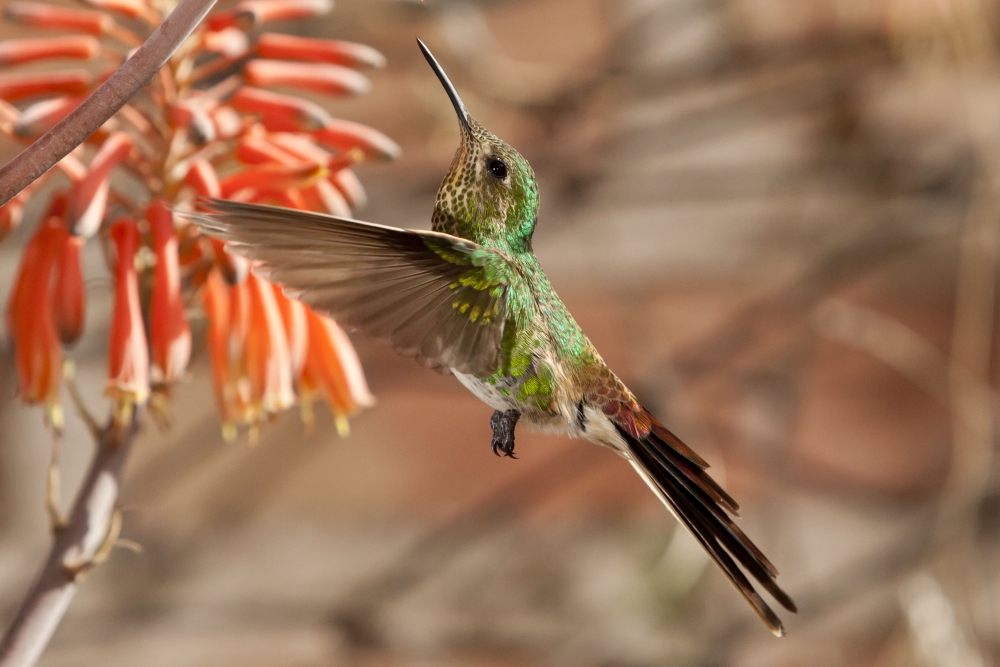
top-left (265, 132), bottom-right (340, 167)
top-left (52, 233), bottom-right (86, 346)
top-left (256, 188), bottom-right (307, 210)
top-left (14, 96), bottom-right (84, 138)
top-left (244, 60), bottom-right (370, 96)
top-left (243, 274), bottom-right (295, 417)
top-left (107, 218), bottom-right (149, 415)
top-left (202, 268), bottom-right (236, 439)
top-left (10, 218), bottom-right (66, 417)
top-left (0, 36), bottom-right (100, 66)
top-left (234, 0), bottom-right (333, 26)
top-left (300, 308), bottom-right (373, 434)
top-left (4, 2), bottom-right (112, 35)
top-left (203, 27), bottom-right (249, 58)
top-left (183, 158), bottom-right (222, 198)
top-left (313, 119), bottom-right (401, 161)
top-left (257, 34), bottom-right (385, 69)
top-left (79, 0), bottom-right (152, 20)
top-left (230, 86), bottom-right (332, 132)
top-left (0, 70), bottom-right (92, 102)
top-left (67, 131), bottom-right (132, 237)
top-left (210, 105), bottom-right (243, 139)
top-left (219, 162), bottom-right (326, 197)
top-left (236, 134), bottom-right (301, 166)
top-left (148, 201), bottom-right (191, 384)
top-left (330, 168), bottom-right (367, 209)
top-left (272, 284), bottom-right (307, 376)
top-left (210, 238), bottom-right (249, 286)
top-left (301, 178), bottom-right (351, 217)
top-left (8, 195), bottom-right (67, 333)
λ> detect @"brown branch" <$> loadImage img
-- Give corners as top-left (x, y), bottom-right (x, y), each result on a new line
top-left (0, 418), bottom-right (139, 667)
top-left (0, 0), bottom-right (219, 209)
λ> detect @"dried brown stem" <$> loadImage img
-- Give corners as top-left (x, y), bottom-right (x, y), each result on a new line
top-left (0, 0), bottom-right (219, 209)
top-left (0, 417), bottom-right (139, 667)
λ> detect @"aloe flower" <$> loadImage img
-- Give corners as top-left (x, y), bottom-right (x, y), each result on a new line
top-left (106, 217), bottom-right (149, 421)
top-left (9, 216), bottom-right (66, 427)
top-left (1, 0), bottom-right (396, 438)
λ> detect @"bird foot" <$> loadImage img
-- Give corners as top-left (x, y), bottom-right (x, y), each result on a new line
top-left (490, 409), bottom-right (520, 458)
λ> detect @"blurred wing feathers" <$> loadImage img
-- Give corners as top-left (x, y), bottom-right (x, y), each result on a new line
top-left (190, 199), bottom-right (511, 375)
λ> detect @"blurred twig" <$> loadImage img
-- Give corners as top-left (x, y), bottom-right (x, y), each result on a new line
top-left (0, 417), bottom-right (138, 667)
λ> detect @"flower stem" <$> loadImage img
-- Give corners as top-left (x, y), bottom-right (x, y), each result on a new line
top-left (0, 0), bottom-right (219, 209)
top-left (0, 417), bottom-right (139, 667)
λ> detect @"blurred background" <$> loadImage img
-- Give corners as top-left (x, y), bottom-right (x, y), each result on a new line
top-left (2, 0), bottom-right (1000, 665)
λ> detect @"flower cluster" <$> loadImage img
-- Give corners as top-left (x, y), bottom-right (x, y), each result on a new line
top-left (1, 0), bottom-right (390, 438)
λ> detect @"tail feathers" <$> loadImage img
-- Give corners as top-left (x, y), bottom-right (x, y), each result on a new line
top-left (619, 425), bottom-right (797, 637)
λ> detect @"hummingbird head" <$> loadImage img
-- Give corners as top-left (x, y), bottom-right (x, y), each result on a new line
top-left (418, 39), bottom-right (539, 254)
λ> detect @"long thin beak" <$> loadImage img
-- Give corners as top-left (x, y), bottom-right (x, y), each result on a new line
top-left (417, 38), bottom-right (472, 133)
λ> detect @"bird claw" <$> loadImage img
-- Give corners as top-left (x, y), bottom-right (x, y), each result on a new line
top-left (490, 409), bottom-right (520, 458)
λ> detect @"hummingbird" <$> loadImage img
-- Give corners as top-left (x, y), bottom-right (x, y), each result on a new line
top-left (192, 39), bottom-right (797, 635)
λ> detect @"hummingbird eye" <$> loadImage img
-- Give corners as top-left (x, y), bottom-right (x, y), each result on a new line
top-left (486, 157), bottom-right (508, 180)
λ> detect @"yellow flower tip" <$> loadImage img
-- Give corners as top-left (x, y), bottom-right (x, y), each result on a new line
top-left (221, 422), bottom-right (238, 443)
top-left (247, 423), bottom-right (260, 447)
top-left (112, 398), bottom-right (135, 427)
top-left (334, 414), bottom-right (350, 438)
top-left (47, 403), bottom-right (64, 435)
top-left (346, 147), bottom-right (365, 164)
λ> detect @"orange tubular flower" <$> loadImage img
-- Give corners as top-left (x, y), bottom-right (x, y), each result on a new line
top-left (148, 200), bottom-right (191, 384)
top-left (14, 96), bottom-right (85, 138)
top-left (244, 60), bottom-right (371, 96)
top-left (0, 70), bottom-right (92, 102)
top-left (107, 218), bottom-right (149, 418)
top-left (243, 274), bottom-right (295, 420)
top-left (10, 219), bottom-right (67, 423)
top-left (301, 179), bottom-right (351, 217)
top-left (272, 284), bottom-right (308, 377)
top-left (4, 2), bottom-right (113, 35)
top-left (236, 133), bottom-right (301, 166)
top-left (210, 237), bottom-right (249, 286)
top-left (331, 168), bottom-right (367, 209)
top-left (183, 158), bottom-right (222, 198)
top-left (257, 34), bottom-right (386, 69)
top-left (67, 131), bottom-right (132, 237)
top-left (210, 0), bottom-right (333, 30)
top-left (202, 269), bottom-right (236, 440)
top-left (202, 27), bottom-right (249, 59)
top-left (230, 86), bottom-right (333, 132)
top-left (80, 0), bottom-right (153, 21)
top-left (0, 0), bottom-right (386, 438)
top-left (210, 105), bottom-right (243, 139)
top-left (219, 162), bottom-right (326, 197)
top-left (265, 131), bottom-right (340, 166)
top-left (52, 232), bottom-right (86, 346)
top-left (313, 118), bottom-right (401, 161)
top-left (0, 36), bottom-right (99, 65)
top-left (300, 308), bottom-right (374, 435)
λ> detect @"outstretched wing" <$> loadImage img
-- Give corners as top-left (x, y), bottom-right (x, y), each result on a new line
top-left (189, 198), bottom-right (514, 376)
top-left (606, 401), bottom-right (797, 636)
